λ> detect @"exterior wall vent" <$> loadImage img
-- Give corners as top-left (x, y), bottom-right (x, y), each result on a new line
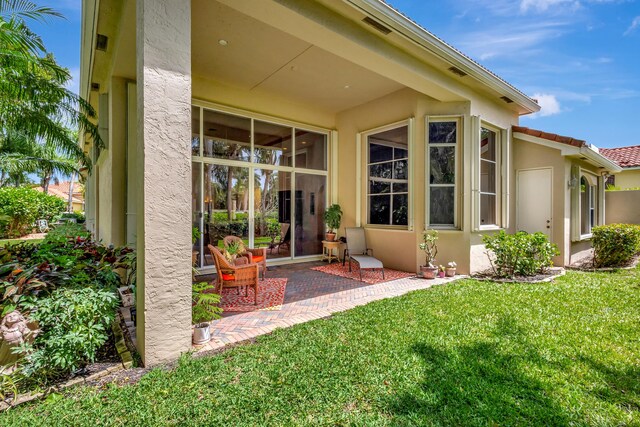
top-left (96, 34), bottom-right (108, 51)
top-left (362, 17), bottom-right (392, 35)
top-left (91, 82), bottom-right (100, 91)
top-left (448, 66), bottom-right (467, 77)
top-left (500, 96), bottom-right (514, 104)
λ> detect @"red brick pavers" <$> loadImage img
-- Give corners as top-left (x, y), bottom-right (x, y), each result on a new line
top-left (194, 262), bottom-right (463, 353)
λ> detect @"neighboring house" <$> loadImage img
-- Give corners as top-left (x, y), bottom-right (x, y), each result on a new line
top-left (600, 145), bottom-right (640, 189)
top-left (600, 145), bottom-right (640, 225)
top-left (79, 0), bottom-right (619, 365)
top-left (36, 181), bottom-right (85, 212)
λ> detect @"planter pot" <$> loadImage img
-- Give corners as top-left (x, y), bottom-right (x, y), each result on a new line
top-left (117, 286), bottom-right (135, 307)
top-left (420, 266), bottom-right (438, 279)
top-left (445, 267), bottom-right (456, 277)
top-left (325, 232), bottom-right (337, 242)
top-left (193, 323), bottom-right (211, 345)
top-left (438, 271), bottom-right (446, 278)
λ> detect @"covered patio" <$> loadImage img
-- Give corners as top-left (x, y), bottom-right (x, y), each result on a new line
top-left (195, 262), bottom-right (460, 353)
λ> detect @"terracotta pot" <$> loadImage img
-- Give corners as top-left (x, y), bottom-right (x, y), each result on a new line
top-left (420, 266), bottom-right (438, 279)
top-left (193, 323), bottom-right (211, 345)
top-left (325, 232), bottom-right (337, 242)
top-left (445, 267), bottom-right (456, 277)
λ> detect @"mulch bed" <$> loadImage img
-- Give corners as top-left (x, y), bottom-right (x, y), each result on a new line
top-left (473, 267), bottom-right (565, 283)
top-left (567, 254), bottom-right (640, 271)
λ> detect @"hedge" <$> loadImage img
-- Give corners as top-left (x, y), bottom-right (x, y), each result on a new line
top-left (592, 224), bottom-right (640, 268)
top-left (0, 187), bottom-right (65, 238)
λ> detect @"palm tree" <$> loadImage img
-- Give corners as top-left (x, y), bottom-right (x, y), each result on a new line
top-left (0, 0), bottom-right (101, 185)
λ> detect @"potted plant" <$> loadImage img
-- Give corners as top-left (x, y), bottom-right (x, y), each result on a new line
top-left (192, 227), bottom-right (201, 266)
top-left (445, 261), bottom-right (457, 277)
top-left (323, 204), bottom-right (343, 242)
top-left (419, 230), bottom-right (439, 279)
top-left (192, 282), bottom-right (223, 345)
top-left (438, 265), bottom-right (446, 278)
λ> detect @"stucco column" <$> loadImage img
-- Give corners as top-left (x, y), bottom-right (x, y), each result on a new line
top-left (136, 0), bottom-right (192, 366)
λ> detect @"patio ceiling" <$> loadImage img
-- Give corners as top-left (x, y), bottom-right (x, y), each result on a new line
top-left (192, 0), bottom-right (405, 114)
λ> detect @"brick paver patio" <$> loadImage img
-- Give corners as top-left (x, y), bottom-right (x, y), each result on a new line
top-left (194, 262), bottom-right (462, 354)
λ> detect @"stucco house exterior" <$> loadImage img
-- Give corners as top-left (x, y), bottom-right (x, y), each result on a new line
top-left (601, 145), bottom-right (640, 189)
top-left (80, 0), bottom-right (620, 365)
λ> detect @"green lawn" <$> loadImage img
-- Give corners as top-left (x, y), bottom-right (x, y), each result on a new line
top-left (2, 269), bottom-right (639, 426)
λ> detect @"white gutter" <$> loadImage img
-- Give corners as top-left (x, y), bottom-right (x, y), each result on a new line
top-left (345, 0), bottom-right (541, 114)
top-left (579, 146), bottom-right (622, 173)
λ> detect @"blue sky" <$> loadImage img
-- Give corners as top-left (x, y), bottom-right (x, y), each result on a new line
top-left (33, 0), bottom-right (639, 148)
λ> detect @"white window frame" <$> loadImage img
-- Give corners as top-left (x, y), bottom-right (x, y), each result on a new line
top-left (360, 119), bottom-right (413, 230)
top-left (478, 122), bottom-right (503, 230)
top-left (426, 115), bottom-right (462, 229)
top-left (579, 171), bottom-right (598, 240)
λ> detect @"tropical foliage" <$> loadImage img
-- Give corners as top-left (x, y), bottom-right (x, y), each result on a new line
top-left (0, 0), bottom-right (101, 187)
top-left (0, 224), bottom-right (134, 387)
top-left (592, 223), bottom-right (640, 267)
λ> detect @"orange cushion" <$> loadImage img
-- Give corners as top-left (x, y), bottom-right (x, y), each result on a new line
top-left (252, 255), bottom-right (264, 263)
top-left (221, 273), bottom-right (235, 281)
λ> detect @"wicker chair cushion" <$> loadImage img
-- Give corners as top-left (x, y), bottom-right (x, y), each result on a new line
top-left (221, 273), bottom-right (236, 281)
top-left (251, 255), bottom-right (265, 263)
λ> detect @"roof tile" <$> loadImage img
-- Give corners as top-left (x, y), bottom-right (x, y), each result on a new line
top-left (600, 145), bottom-right (640, 168)
top-left (513, 126), bottom-right (586, 148)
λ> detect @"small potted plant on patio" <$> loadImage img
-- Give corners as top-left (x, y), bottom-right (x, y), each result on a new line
top-left (192, 282), bottom-right (223, 345)
top-left (419, 229), bottom-right (439, 279)
top-left (445, 261), bottom-right (457, 277)
top-left (323, 204), bottom-right (343, 242)
top-left (437, 265), bottom-right (446, 278)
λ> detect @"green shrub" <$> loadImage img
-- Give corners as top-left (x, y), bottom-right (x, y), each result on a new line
top-left (19, 287), bottom-right (118, 377)
top-left (592, 224), bottom-right (640, 268)
top-left (192, 282), bottom-right (223, 325)
top-left (0, 187), bottom-right (65, 238)
top-left (483, 231), bottom-right (559, 278)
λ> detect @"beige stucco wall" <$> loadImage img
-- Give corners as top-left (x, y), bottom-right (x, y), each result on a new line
top-left (612, 169), bottom-right (640, 189)
top-left (512, 139), bottom-right (568, 265)
top-left (606, 190), bottom-right (640, 225)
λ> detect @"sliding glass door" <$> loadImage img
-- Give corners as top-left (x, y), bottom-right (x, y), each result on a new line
top-left (192, 105), bottom-right (329, 269)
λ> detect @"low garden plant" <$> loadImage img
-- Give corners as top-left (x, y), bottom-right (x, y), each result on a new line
top-left (483, 231), bottom-right (559, 278)
top-left (0, 223), bottom-right (134, 393)
top-left (592, 223), bottom-right (640, 268)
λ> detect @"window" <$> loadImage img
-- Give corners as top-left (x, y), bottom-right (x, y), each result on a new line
top-left (480, 126), bottom-right (499, 227)
top-left (427, 118), bottom-right (459, 227)
top-left (367, 125), bottom-right (409, 226)
top-left (580, 175), bottom-right (597, 236)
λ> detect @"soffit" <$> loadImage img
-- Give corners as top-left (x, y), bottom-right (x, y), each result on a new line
top-left (192, 0), bottom-right (404, 114)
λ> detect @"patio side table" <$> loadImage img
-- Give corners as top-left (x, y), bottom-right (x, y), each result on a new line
top-left (321, 240), bottom-right (340, 264)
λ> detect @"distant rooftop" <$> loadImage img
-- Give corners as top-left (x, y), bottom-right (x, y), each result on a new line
top-left (512, 126), bottom-right (586, 148)
top-left (600, 145), bottom-right (640, 168)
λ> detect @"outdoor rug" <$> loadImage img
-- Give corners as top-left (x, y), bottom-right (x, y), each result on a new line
top-left (311, 261), bottom-right (414, 284)
top-left (219, 278), bottom-right (287, 312)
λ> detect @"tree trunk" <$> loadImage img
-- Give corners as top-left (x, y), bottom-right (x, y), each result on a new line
top-left (42, 175), bottom-right (51, 194)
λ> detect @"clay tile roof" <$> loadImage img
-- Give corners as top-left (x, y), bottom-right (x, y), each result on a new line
top-left (600, 145), bottom-right (640, 168)
top-left (512, 126), bottom-right (586, 148)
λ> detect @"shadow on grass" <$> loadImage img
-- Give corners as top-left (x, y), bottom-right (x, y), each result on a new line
top-left (578, 355), bottom-right (640, 413)
top-left (386, 317), bottom-right (573, 426)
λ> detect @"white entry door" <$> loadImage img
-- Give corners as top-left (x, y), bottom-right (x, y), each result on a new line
top-left (517, 168), bottom-right (552, 237)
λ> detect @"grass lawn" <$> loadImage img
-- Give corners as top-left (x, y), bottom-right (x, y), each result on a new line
top-left (2, 269), bottom-right (639, 426)
top-left (0, 238), bottom-right (43, 248)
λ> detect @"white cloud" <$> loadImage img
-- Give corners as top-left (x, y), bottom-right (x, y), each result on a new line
top-left (530, 93), bottom-right (562, 117)
top-left (520, 0), bottom-right (580, 13)
top-left (624, 16), bottom-right (640, 35)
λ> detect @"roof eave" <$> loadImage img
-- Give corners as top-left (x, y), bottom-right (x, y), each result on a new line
top-left (345, 0), bottom-right (541, 114)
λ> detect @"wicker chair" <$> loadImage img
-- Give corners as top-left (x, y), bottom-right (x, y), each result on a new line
top-left (208, 245), bottom-right (259, 304)
top-left (223, 235), bottom-right (267, 279)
